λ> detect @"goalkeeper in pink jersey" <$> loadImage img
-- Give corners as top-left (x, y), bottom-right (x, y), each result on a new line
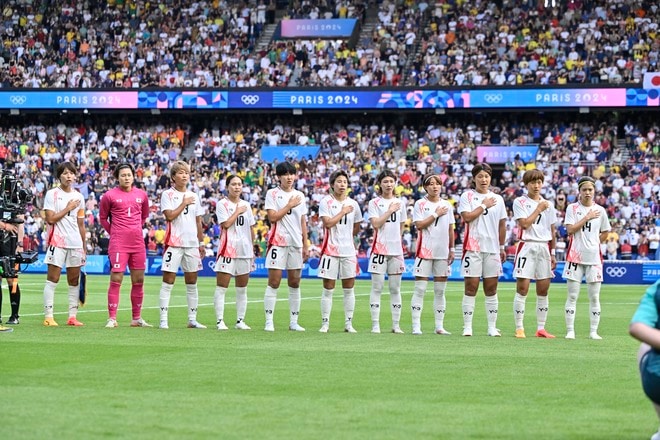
top-left (100, 164), bottom-right (152, 328)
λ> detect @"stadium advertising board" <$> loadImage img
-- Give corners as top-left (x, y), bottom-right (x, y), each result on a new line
top-left (280, 19), bottom-right (358, 38)
top-left (476, 145), bottom-right (539, 164)
top-left (1, 87), bottom-right (659, 111)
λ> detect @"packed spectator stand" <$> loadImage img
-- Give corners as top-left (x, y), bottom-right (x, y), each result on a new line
top-left (0, 0), bottom-right (658, 265)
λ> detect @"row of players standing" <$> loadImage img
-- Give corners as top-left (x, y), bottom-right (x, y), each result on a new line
top-left (38, 160), bottom-right (611, 338)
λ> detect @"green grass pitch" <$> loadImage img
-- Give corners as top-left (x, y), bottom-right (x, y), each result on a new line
top-left (1, 274), bottom-right (654, 439)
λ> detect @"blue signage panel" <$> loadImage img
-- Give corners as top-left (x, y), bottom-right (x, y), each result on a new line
top-left (260, 146), bottom-right (320, 162)
top-left (281, 19), bottom-right (358, 38)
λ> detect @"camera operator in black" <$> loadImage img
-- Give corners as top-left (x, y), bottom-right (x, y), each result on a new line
top-left (0, 213), bottom-right (22, 325)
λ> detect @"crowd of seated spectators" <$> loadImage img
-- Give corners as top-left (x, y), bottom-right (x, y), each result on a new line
top-left (2, 0), bottom-right (658, 89)
top-left (2, 112), bottom-right (658, 262)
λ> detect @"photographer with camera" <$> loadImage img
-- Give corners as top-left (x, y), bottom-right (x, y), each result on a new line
top-left (0, 216), bottom-right (23, 327)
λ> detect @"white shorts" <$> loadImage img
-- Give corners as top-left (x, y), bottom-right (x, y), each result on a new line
top-left (214, 256), bottom-right (252, 276)
top-left (461, 251), bottom-right (502, 279)
top-left (368, 254), bottom-right (405, 275)
top-left (513, 241), bottom-right (554, 280)
top-left (317, 254), bottom-right (358, 280)
top-left (413, 258), bottom-right (449, 279)
top-left (266, 245), bottom-right (303, 270)
top-left (44, 246), bottom-right (85, 268)
top-left (562, 261), bottom-right (603, 283)
top-left (161, 247), bottom-right (202, 273)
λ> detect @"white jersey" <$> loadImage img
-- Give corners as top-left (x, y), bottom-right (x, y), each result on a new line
top-left (319, 194), bottom-right (362, 257)
top-left (216, 198), bottom-right (255, 258)
top-left (413, 197), bottom-right (455, 259)
top-left (513, 195), bottom-right (557, 242)
top-left (368, 196), bottom-right (406, 256)
top-left (265, 187), bottom-right (308, 248)
top-left (160, 187), bottom-right (202, 248)
top-left (44, 187), bottom-right (85, 249)
top-left (565, 202), bottom-right (611, 265)
top-left (458, 189), bottom-right (506, 254)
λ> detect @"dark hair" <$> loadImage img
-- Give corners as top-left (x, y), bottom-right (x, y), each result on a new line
top-left (376, 170), bottom-right (396, 184)
top-left (329, 170), bottom-right (349, 187)
top-left (577, 176), bottom-right (596, 188)
top-left (471, 163), bottom-right (493, 178)
top-left (275, 162), bottom-right (296, 176)
top-left (225, 174), bottom-right (243, 186)
top-left (56, 162), bottom-right (78, 179)
top-left (113, 163), bottom-right (135, 179)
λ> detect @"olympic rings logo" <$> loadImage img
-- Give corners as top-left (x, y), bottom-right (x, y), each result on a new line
top-left (605, 266), bottom-right (627, 277)
top-left (282, 150), bottom-right (299, 158)
top-left (240, 95), bottom-right (260, 105)
top-left (483, 94), bottom-right (503, 104)
top-left (9, 95), bottom-right (27, 105)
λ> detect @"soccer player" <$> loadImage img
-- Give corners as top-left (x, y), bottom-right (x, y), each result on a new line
top-left (317, 170), bottom-right (362, 333)
top-left (411, 174), bottom-right (455, 335)
top-left (458, 163), bottom-right (507, 337)
top-left (562, 176), bottom-right (611, 340)
top-left (42, 162), bottom-right (87, 327)
top-left (263, 162), bottom-right (309, 332)
top-left (157, 161), bottom-right (207, 329)
top-left (512, 169), bottom-right (558, 339)
top-left (368, 170), bottom-right (407, 334)
top-left (214, 174), bottom-right (256, 331)
top-left (100, 164), bottom-right (152, 328)
top-left (629, 280), bottom-right (660, 440)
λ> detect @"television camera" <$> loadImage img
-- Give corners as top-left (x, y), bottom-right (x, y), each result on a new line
top-left (0, 171), bottom-right (38, 278)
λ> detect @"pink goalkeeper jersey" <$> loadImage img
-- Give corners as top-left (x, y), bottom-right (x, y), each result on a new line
top-left (43, 187), bottom-right (85, 249)
top-left (99, 186), bottom-right (149, 252)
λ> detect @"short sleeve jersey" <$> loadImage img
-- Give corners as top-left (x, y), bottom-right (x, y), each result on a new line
top-left (44, 187), bottom-right (85, 248)
top-left (564, 202), bottom-right (611, 265)
top-left (319, 195), bottom-right (362, 257)
top-left (99, 186), bottom-right (150, 252)
top-left (513, 195), bottom-right (557, 242)
top-left (265, 187), bottom-right (308, 248)
top-left (368, 196), bottom-right (406, 256)
top-left (413, 197), bottom-right (455, 259)
top-left (216, 198), bottom-right (255, 258)
top-left (160, 187), bottom-right (203, 248)
top-left (458, 189), bottom-right (507, 254)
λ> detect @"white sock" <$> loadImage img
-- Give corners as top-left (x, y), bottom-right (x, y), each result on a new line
top-left (159, 282), bottom-right (174, 322)
top-left (514, 293), bottom-right (527, 330)
top-left (235, 286), bottom-right (248, 323)
top-left (321, 288), bottom-right (333, 325)
top-left (370, 273), bottom-right (385, 325)
top-left (43, 280), bottom-right (57, 318)
top-left (186, 283), bottom-right (198, 321)
top-left (214, 286), bottom-right (227, 323)
top-left (412, 280), bottom-right (427, 330)
top-left (433, 281), bottom-right (447, 330)
top-left (485, 294), bottom-right (499, 331)
top-left (68, 284), bottom-right (79, 318)
top-left (264, 285), bottom-right (277, 324)
top-left (587, 283), bottom-right (601, 334)
top-left (565, 280), bottom-right (580, 332)
top-left (289, 286), bottom-right (301, 325)
top-left (536, 295), bottom-right (549, 331)
top-left (389, 274), bottom-right (402, 327)
top-left (462, 295), bottom-right (476, 330)
top-left (343, 288), bottom-right (355, 327)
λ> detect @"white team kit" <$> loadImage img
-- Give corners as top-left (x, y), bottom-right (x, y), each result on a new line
top-left (367, 196), bottom-right (406, 274)
top-left (214, 198), bottom-right (256, 276)
top-left (458, 189), bottom-right (506, 278)
top-left (562, 202), bottom-right (611, 283)
top-left (43, 187), bottom-right (86, 268)
top-left (265, 187), bottom-right (308, 270)
top-left (160, 187), bottom-right (204, 273)
top-left (513, 195), bottom-right (557, 280)
top-left (413, 197), bottom-right (455, 278)
top-left (318, 195), bottom-right (362, 280)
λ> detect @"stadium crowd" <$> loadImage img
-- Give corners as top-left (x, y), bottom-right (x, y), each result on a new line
top-left (1, 0), bottom-right (659, 88)
top-left (1, 111), bottom-right (658, 263)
